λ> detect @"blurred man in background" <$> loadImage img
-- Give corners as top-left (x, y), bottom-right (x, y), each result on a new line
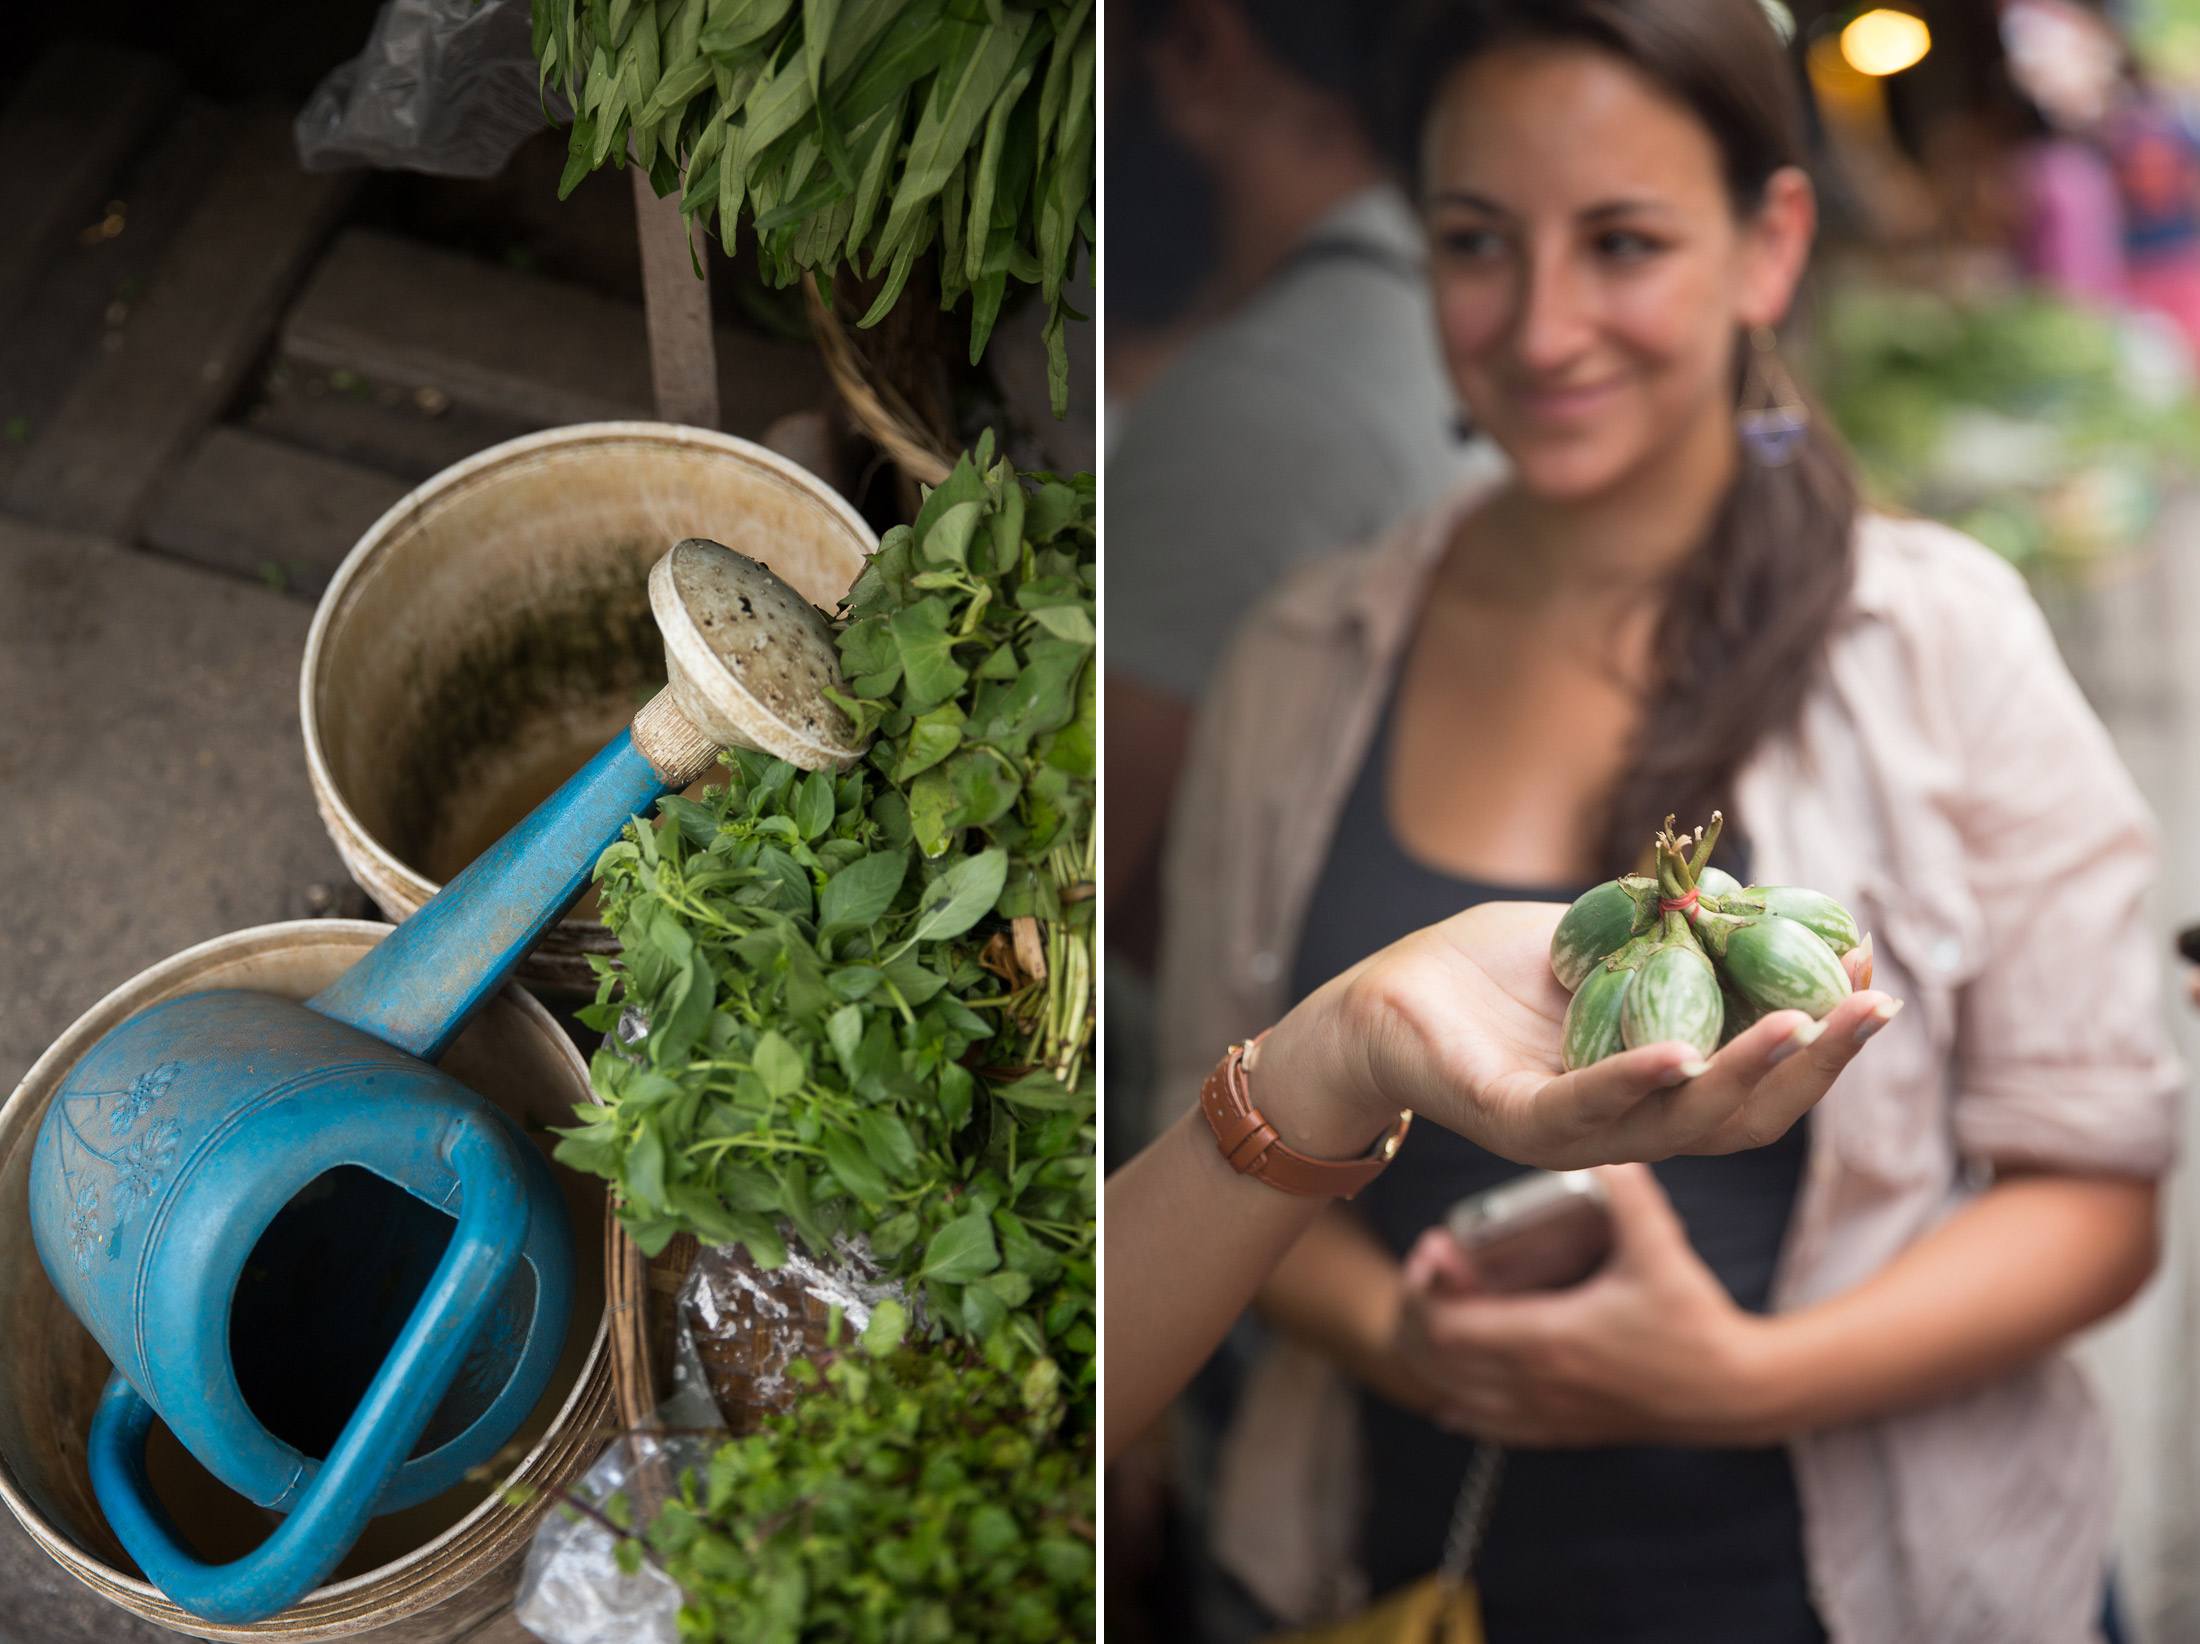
top-left (1105, 0), bottom-right (1484, 984)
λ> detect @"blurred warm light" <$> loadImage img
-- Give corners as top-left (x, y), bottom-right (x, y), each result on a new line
top-left (1840, 8), bottom-right (1932, 76)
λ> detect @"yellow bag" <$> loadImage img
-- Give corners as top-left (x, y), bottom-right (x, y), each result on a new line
top-left (1267, 1445), bottom-right (1499, 1644)
top-left (1271, 1575), bottom-right (1484, 1644)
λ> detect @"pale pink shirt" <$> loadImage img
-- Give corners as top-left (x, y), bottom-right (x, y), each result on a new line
top-left (1153, 478), bottom-right (2184, 1643)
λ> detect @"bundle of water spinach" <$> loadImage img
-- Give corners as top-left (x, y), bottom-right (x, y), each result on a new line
top-left (1552, 813), bottom-right (1862, 1069)
top-left (531, 0), bottom-right (1097, 411)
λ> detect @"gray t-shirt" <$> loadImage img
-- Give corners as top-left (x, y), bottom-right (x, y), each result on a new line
top-left (1106, 186), bottom-right (1482, 700)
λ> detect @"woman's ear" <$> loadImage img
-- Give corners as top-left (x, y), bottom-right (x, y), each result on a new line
top-left (1738, 166), bottom-right (1817, 331)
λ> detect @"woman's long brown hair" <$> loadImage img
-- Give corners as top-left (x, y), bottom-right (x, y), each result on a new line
top-left (1383, 0), bottom-right (1861, 877)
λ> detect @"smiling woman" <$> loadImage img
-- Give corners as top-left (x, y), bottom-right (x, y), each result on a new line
top-left (1108, 2), bottom-right (2181, 1642)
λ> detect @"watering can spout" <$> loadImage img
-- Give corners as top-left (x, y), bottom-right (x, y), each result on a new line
top-left (307, 539), bottom-right (864, 1061)
top-left (305, 723), bottom-right (685, 1059)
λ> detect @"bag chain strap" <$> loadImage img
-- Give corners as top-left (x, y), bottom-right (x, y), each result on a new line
top-left (1437, 1442), bottom-right (1504, 1588)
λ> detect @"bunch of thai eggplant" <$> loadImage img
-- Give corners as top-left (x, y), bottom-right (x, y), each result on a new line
top-left (1551, 813), bottom-right (1867, 1069)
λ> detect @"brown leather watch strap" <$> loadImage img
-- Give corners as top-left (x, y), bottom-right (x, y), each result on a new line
top-left (1199, 1035), bottom-right (1411, 1200)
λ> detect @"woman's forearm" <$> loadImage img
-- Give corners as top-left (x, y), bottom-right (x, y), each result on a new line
top-left (1104, 1107), bottom-right (1331, 1463)
top-left (1104, 1015), bottom-right (1400, 1465)
top-left (1741, 1173), bottom-right (2159, 1440)
top-left (1255, 1207), bottom-right (1438, 1417)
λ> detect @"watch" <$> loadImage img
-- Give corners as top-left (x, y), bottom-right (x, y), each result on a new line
top-left (1199, 1033), bottom-right (1412, 1200)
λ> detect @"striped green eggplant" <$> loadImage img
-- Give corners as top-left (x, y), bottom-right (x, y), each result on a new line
top-left (1718, 978), bottom-right (1767, 1045)
top-left (1618, 923), bottom-right (1724, 1059)
top-left (1725, 885), bottom-right (1861, 955)
top-left (1696, 864), bottom-right (1745, 901)
top-left (1713, 914), bottom-right (1852, 1017)
top-left (1550, 875), bottom-right (1656, 991)
top-left (1562, 953), bottom-right (1639, 1071)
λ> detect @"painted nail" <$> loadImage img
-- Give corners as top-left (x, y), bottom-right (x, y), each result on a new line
top-left (1854, 998), bottom-right (1904, 1043)
top-left (1767, 1018), bottom-right (1825, 1066)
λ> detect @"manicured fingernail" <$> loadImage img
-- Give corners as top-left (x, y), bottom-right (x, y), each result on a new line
top-left (1767, 1018), bottom-right (1824, 1066)
top-left (1854, 998), bottom-right (1904, 1043)
top-left (1665, 1059), bottom-right (1712, 1085)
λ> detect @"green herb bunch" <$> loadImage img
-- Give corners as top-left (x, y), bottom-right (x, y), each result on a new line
top-left (557, 436), bottom-right (1095, 1390)
top-left (531, 0), bottom-right (1096, 412)
top-left (629, 1299), bottom-right (1093, 1643)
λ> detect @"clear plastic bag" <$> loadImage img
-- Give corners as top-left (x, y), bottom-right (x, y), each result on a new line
top-left (512, 1234), bottom-right (916, 1641)
top-left (295, 0), bottom-right (560, 178)
top-left (512, 1432), bottom-right (703, 1644)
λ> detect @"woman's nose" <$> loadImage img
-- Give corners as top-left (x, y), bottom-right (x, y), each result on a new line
top-left (1512, 246), bottom-right (1595, 373)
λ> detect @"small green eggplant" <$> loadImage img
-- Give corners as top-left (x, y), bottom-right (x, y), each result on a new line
top-left (1717, 914), bottom-right (1852, 1018)
top-left (1732, 885), bottom-right (1861, 955)
top-left (1562, 956), bottom-right (1637, 1071)
top-left (1619, 927), bottom-right (1723, 1059)
top-left (1718, 979), bottom-right (1766, 1046)
top-left (1550, 876), bottom-right (1655, 991)
top-left (1697, 864), bottom-right (1745, 902)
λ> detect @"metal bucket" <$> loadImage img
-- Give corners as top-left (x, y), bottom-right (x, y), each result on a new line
top-left (301, 421), bottom-right (878, 993)
top-left (0, 922), bottom-right (611, 1641)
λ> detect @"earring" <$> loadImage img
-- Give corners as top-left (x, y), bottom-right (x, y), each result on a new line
top-left (1738, 326), bottom-right (1810, 467)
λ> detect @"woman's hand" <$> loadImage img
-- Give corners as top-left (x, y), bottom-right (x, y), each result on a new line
top-left (1397, 1164), bottom-right (1780, 1447)
top-left (1253, 901), bottom-right (1896, 1170)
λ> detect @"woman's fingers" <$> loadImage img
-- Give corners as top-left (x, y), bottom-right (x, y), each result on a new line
top-left (1554, 989), bottom-right (1900, 1162)
top-left (1503, 1042), bottom-right (1708, 1164)
top-left (1688, 990), bottom-right (1901, 1155)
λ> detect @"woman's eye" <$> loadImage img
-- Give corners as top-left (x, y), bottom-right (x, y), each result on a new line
top-left (1438, 227), bottom-right (1506, 261)
top-left (1596, 229), bottom-right (1662, 262)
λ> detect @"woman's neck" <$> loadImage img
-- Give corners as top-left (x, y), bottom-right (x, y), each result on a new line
top-left (1451, 401), bottom-right (1741, 612)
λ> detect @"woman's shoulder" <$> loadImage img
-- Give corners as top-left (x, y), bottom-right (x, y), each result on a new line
top-left (1850, 509), bottom-right (2039, 621)
top-left (1847, 510), bottom-right (2059, 678)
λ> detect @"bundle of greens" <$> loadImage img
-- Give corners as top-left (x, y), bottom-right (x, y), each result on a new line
top-left (635, 1300), bottom-right (1094, 1643)
top-left (531, 0), bottom-right (1096, 412)
top-left (557, 436), bottom-right (1095, 1390)
top-left (1814, 280), bottom-right (2200, 572)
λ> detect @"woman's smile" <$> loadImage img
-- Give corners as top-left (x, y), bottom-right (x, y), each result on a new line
top-left (1506, 374), bottom-right (1629, 425)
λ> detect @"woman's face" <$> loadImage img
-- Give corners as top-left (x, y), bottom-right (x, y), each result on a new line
top-left (1422, 44), bottom-right (1812, 502)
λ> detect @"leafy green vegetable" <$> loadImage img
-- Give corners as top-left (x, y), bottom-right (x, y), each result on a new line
top-left (558, 434), bottom-right (1095, 1387)
top-left (530, 0), bottom-right (1095, 411)
top-left (1814, 281), bottom-right (2200, 574)
top-left (627, 1321), bottom-right (1093, 1643)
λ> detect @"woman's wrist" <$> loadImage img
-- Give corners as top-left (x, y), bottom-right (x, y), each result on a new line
top-left (1714, 1311), bottom-right (1810, 1445)
top-left (1244, 993), bottom-right (1399, 1160)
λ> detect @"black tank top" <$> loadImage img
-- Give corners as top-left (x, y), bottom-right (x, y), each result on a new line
top-left (1287, 671), bottom-right (1824, 1644)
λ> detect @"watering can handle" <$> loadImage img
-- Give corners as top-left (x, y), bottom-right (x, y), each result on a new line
top-left (86, 1116), bottom-right (532, 1624)
top-left (307, 721), bottom-right (692, 1062)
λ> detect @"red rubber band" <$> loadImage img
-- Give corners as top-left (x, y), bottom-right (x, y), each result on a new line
top-left (1658, 888), bottom-right (1701, 919)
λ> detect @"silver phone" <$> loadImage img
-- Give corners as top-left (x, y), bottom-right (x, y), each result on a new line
top-left (1443, 1170), bottom-right (1614, 1293)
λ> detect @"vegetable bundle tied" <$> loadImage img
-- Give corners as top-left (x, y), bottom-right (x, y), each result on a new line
top-left (531, 0), bottom-right (1097, 413)
top-left (1551, 813), bottom-right (1862, 1069)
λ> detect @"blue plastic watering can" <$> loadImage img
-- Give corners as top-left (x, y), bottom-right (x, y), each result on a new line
top-left (26, 541), bottom-right (864, 1623)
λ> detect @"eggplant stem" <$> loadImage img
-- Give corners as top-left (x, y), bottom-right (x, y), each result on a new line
top-left (1689, 811), bottom-right (1725, 880)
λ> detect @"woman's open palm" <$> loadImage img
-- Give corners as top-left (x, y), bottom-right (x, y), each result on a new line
top-left (1271, 901), bottom-right (1895, 1169)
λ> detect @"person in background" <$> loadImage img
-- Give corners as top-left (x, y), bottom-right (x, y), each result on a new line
top-left (1153, 1), bottom-right (2179, 1639)
top-left (1105, 0), bottom-right (1483, 976)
